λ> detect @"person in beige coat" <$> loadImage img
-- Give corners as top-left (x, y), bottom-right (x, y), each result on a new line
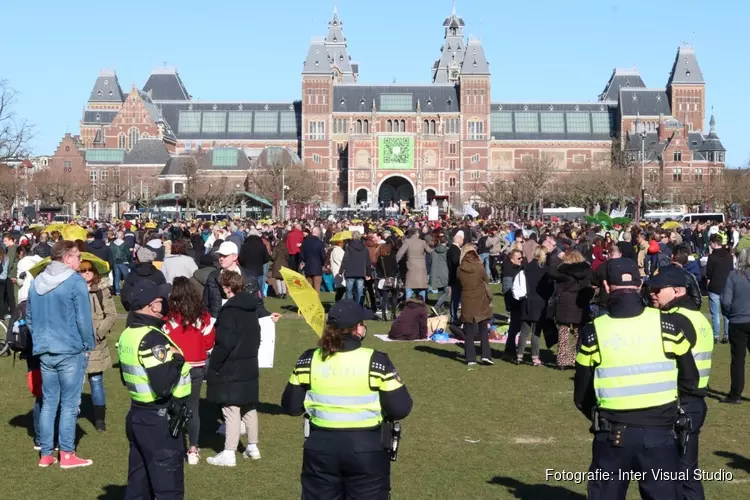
top-left (80, 260), bottom-right (117, 432)
top-left (396, 229), bottom-right (433, 300)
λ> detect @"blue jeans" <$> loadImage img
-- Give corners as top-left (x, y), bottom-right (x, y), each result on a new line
top-left (450, 284), bottom-right (462, 323)
top-left (113, 263), bottom-right (129, 295)
top-left (88, 372), bottom-right (106, 406)
top-left (405, 288), bottom-right (426, 300)
top-left (39, 352), bottom-right (85, 455)
top-left (346, 278), bottom-right (365, 304)
top-left (708, 292), bottom-right (729, 340)
top-left (480, 253), bottom-right (491, 278)
top-left (33, 397), bottom-right (42, 446)
top-left (255, 275), bottom-right (265, 297)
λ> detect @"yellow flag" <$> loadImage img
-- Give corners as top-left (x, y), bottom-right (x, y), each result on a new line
top-left (279, 267), bottom-right (325, 337)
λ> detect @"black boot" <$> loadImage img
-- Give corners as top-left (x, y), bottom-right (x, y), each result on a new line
top-left (94, 406), bottom-right (106, 432)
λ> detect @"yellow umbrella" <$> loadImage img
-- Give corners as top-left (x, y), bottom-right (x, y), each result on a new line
top-left (661, 221), bottom-right (681, 230)
top-left (330, 230), bottom-right (353, 243)
top-left (145, 221), bottom-right (158, 229)
top-left (42, 223), bottom-right (66, 234)
top-left (62, 225), bottom-right (88, 242)
top-left (29, 252), bottom-right (111, 278)
top-left (351, 219), bottom-right (362, 224)
top-left (29, 224), bottom-right (45, 230)
top-left (389, 226), bottom-right (404, 237)
top-left (279, 267), bottom-right (325, 337)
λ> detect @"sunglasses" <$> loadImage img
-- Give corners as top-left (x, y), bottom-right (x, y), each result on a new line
top-left (79, 267), bottom-right (94, 273)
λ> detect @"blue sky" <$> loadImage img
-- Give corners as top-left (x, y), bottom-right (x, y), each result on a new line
top-left (4, 0), bottom-right (748, 165)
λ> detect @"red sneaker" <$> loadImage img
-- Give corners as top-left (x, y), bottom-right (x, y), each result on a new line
top-left (38, 455), bottom-right (58, 468)
top-left (59, 452), bottom-right (93, 469)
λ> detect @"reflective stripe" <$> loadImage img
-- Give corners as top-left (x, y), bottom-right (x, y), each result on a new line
top-left (121, 364), bottom-right (148, 377)
top-left (124, 381), bottom-right (153, 394)
top-left (595, 361), bottom-right (675, 379)
top-left (596, 381), bottom-right (677, 399)
top-left (305, 393), bottom-right (379, 406)
top-left (698, 368), bottom-right (711, 378)
top-left (693, 352), bottom-right (712, 361)
top-left (307, 408), bottom-right (381, 422)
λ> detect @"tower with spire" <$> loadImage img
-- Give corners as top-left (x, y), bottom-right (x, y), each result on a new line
top-left (666, 45), bottom-right (705, 132)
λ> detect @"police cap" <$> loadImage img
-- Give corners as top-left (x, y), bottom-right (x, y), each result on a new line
top-left (327, 299), bottom-right (375, 329)
top-left (607, 258), bottom-right (642, 287)
top-left (648, 265), bottom-right (687, 289)
top-left (124, 280), bottom-right (172, 311)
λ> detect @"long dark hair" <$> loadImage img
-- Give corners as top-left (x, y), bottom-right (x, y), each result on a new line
top-left (168, 277), bottom-right (206, 327)
top-left (319, 325), bottom-right (354, 360)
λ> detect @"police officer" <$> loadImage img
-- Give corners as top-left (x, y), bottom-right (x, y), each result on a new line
top-left (281, 299), bottom-right (413, 499)
top-left (574, 259), bottom-right (697, 500)
top-left (649, 265), bottom-right (712, 500)
top-left (118, 281), bottom-right (192, 500)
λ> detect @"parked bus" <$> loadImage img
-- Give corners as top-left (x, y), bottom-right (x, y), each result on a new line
top-left (542, 207), bottom-right (586, 221)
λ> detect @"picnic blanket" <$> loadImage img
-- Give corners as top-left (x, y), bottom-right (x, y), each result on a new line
top-left (374, 333), bottom-right (525, 345)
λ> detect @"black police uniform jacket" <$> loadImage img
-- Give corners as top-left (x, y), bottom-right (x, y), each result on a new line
top-left (206, 290), bottom-right (270, 407)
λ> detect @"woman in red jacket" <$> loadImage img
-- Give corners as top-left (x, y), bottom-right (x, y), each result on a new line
top-left (164, 277), bottom-right (216, 465)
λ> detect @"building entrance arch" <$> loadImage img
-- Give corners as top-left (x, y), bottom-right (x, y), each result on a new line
top-left (377, 175), bottom-right (415, 208)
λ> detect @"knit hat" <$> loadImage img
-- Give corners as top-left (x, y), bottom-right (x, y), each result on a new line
top-left (136, 246), bottom-right (156, 263)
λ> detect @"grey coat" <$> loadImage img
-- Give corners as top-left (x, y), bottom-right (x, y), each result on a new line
top-left (429, 244), bottom-right (450, 289)
top-left (721, 270), bottom-right (750, 324)
top-left (396, 234), bottom-right (433, 289)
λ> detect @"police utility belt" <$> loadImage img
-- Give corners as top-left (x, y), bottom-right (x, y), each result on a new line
top-left (591, 406), bottom-right (691, 457)
top-left (303, 415), bottom-right (403, 462)
top-left (149, 401), bottom-right (193, 439)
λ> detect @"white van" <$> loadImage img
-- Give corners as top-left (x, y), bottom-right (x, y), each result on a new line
top-left (542, 207), bottom-right (586, 221)
top-left (680, 213), bottom-right (725, 224)
top-left (122, 211), bottom-right (141, 221)
top-left (643, 209), bottom-right (684, 222)
top-left (195, 213), bottom-right (230, 223)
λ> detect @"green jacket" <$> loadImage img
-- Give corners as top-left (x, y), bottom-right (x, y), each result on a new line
top-left (735, 236), bottom-right (750, 256)
top-left (6, 244), bottom-right (18, 279)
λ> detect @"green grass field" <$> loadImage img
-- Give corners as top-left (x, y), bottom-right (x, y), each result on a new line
top-left (1, 287), bottom-right (749, 499)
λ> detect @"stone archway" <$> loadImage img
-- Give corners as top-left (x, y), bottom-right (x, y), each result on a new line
top-left (355, 188), bottom-right (369, 205)
top-left (377, 175), bottom-right (415, 207)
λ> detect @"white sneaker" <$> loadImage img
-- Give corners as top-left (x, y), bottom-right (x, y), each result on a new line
top-left (187, 450), bottom-right (200, 465)
top-left (480, 358), bottom-right (495, 366)
top-left (243, 444), bottom-right (261, 460)
top-left (206, 450), bottom-right (236, 467)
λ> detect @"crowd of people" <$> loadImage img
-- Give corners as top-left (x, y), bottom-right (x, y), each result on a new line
top-left (1, 211), bottom-right (749, 497)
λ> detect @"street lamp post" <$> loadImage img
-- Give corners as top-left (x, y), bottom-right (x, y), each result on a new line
top-left (633, 116), bottom-right (647, 221)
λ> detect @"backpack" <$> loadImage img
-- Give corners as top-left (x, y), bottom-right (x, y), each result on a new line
top-left (111, 242), bottom-right (129, 264)
top-left (476, 235), bottom-right (490, 254)
top-left (656, 252), bottom-right (671, 270)
top-left (6, 302), bottom-right (30, 355)
top-left (512, 270), bottom-right (528, 300)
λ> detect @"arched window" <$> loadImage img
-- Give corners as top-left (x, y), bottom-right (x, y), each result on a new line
top-left (430, 120), bottom-right (436, 135)
top-left (356, 120), bottom-right (362, 134)
top-left (118, 133), bottom-right (126, 149)
top-left (387, 120), bottom-right (393, 132)
top-left (363, 120), bottom-right (369, 134)
top-left (400, 120), bottom-right (406, 131)
top-left (423, 120), bottom-right (429, 134)
top-left (128, 127), bottom-right (139, 149)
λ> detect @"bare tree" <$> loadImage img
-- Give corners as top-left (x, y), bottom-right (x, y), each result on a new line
top-left (248, 147), bottom-right (317, 216)
top-left (0, 80), bottom-right (33, 163)
top-left (514, 157), bottom-right (555, 217)
top-left (30, 169), bottom-right (75, 207)
top-left (0, 167), bottom-right (21, 216)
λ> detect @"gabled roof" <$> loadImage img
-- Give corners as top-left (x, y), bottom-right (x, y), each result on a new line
top-left (124, 138), bottom-right (171, 165)
top-left (159, 148), bottom-right (250, 176)
top-left (624, 132), bottom-right (664, 158)
top-left (302, 37), bottom-right (331, 75)
top-left (142, 67), bottom-right (190, 101)
top-left (333, 85), bottom-right (460, 114)
top-left (619, 88), bottom-right (671, 116)
top-left (599, 68), bottom-right (646, 101)
top-left (82, 110), bottom-right (118, 125)
top-left (461, 39), bottom-right (490, 76)
top-left (667, 46), bottom-right (704, 86)
top-left (88, 70), bottom-right (124, 103)
top-left (93, 128), bottom-right (105, 145)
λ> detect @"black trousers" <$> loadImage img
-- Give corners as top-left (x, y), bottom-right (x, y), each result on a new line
top-left (364, 279), bottom-right (378, 312)
top-left (680, 397), bottom-right (707, 500)
top-left (125, 406), bottom-right (185, 500)
top-left (464, 320), bottom-right (491, 362)
top-left (588, 425), bottom-right (681, 500)
top-left (302, 429), bottom-right (390, 500)
top-left (0, 279), bottom-right (14, 318)
top-left (379, 289), bottom-right (398, 320)
top-left (503, 291), bottom-right (521, 357)
top-left (728, 322), bottom-right (750, 399)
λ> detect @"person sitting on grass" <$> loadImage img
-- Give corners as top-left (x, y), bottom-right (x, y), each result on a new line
top-left (388, 297), bottom-right (428, 341)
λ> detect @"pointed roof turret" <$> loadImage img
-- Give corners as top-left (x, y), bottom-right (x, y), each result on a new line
top-left (700, 110), bottom-right (725, 152)
top-left (599, 68), bottom-right (646, 102)
top-left (143, 67), bottom-right (190, 101)
top-left (302, 37), bottom-right (332, 75)
top-left (303, 7), bottom-right (356, 83)
top-left (88, 69), bottom-right (124, 103)
top-left (667, 46), bottom-right (704, 86)
top-left (433, 4), bottom-right (467, 83)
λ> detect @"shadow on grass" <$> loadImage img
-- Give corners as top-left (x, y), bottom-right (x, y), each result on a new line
top-left (706, 387), bottom-right (750, 402)
top-left (488, 476), bottom-right (586, 499)
top-left (414, 345), bottom-right (463, 363)
top-left (97, 485), bottom-right (126, 500)
top-left (715, 451), bottom-right (750, 474)
top-left (197, 400), bottom-right (286, 453)
top-left (8, 407), bottom-right (88, 447)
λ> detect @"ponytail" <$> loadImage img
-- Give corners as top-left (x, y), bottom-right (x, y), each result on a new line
top-left (319, 325), bottom-right (352, 360)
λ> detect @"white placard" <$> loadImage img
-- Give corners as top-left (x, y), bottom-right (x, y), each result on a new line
top-left (348, 225), bottom-right (365, 234)
top-left (428, 206), bottom-right (439, 221)
top-left (258, 316), bottom-right (276, 368)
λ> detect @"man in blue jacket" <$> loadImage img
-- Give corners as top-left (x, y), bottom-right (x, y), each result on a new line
top-left (300, 227), bottom-right (326, 294)
top-left (27, 240), bottom-right (96, 469)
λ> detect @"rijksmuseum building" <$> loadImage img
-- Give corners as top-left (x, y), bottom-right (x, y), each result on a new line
top-left (61, 6), bottom-right (725, 210)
